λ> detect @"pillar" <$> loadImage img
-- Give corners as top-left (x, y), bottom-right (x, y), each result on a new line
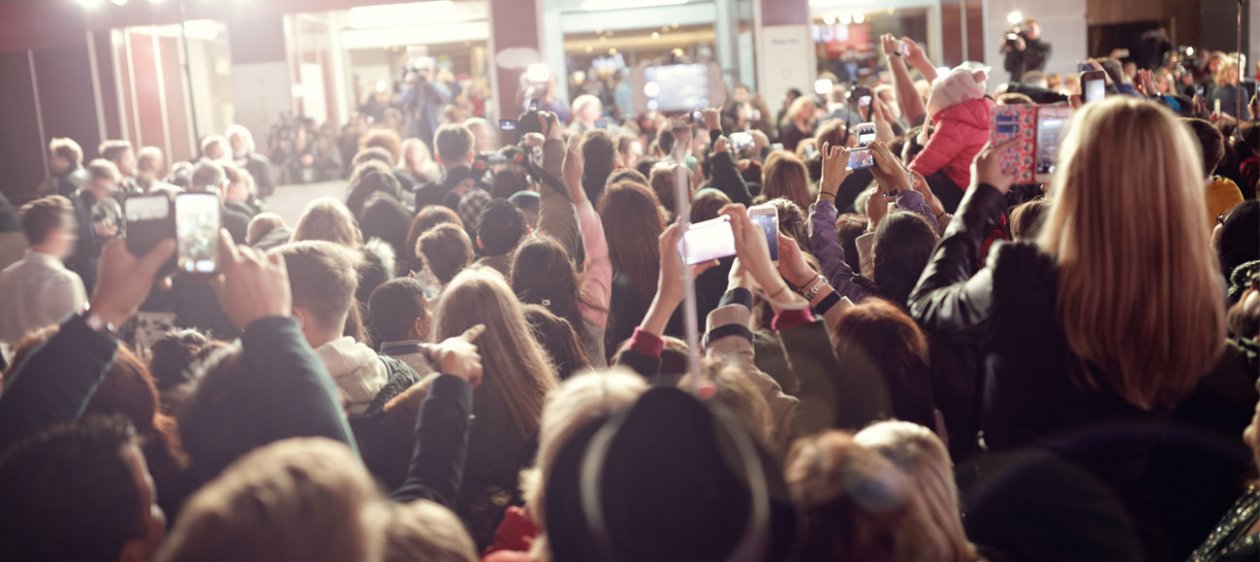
top-left (227, 16), bottom-right (292, 156)
top-left (755, 0), bottom-right (815, 107)
top-left (488, 0), bottom-right (543, 122)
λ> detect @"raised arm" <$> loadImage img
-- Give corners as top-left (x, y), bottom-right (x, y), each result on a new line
top-left (702, 108), bottom-right (754, 206)
top-left (882, 34), bottom-right (928, 126)
top-left (535, 112), bottom-right (582, 262)
top-left (908, 142), bottom-right (1014, 339)
top-left (565, 138), bottom-right (612, 326)
top-left (808, 143), bottom-right (874, 303)
top-left (0, 238), bottom-right (174, 446)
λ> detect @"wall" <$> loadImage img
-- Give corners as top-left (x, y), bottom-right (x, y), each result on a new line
top-left (982, 0), bottom-right (1088, 86)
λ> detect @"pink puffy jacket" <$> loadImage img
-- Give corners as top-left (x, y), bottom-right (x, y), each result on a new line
top-left (909, 97), bottom-right (995, 191)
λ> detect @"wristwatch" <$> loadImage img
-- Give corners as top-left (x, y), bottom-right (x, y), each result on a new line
top-left (81, 306), bottom-right (117, 336)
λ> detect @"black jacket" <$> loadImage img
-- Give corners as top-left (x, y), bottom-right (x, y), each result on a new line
top-left (239, 152), bottom-right (276, 199)
top-left (909, 184), bottom-right (1259, 561)
top-left (1003, 36), bottom-right (1051, 80)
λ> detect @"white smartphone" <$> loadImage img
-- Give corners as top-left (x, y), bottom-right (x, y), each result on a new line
top-left (748, 204), bottom-right (779, 264)
top-left (175, 193), bottom-right (221, 275)
top-left (854, 122), bottom-right (877, 147)
top-left (679, 216), bottom-right (736, 265)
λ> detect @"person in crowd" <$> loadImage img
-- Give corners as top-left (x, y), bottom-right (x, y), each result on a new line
top-left (385, 499), bottom-right (480, 562)
top-left (1210, 56), bottom-right (1253, 121)
top-left (135, 147), bottom-right (174, 193)
top-left (246, 212), bottom-right (292, 251)
top-left (1188, 367), bottom-right (1260, 561)
top-left (359, 129), bottom-right (416, 193)
top-left (569, 94), bottom-right (604, 134)
top-left (346, 159), bottom-right (405, 217)
top-left (291, 197), bottom-right (395, 305)
top-left (226, 124), bottom-right (276, 199)
top-left (400, 137), bottom-right (441, 186)
top-left (38, 137), bottom-right (89, 198)
top-left (403, 205), bottom-right (463, 275)
top-left (520, 305), bottom-right (592, 383)
top-left (1002, 17), bottom-right (1052, 82)
top-left (415, 124), bottom-right (486, 213)
top-left (464, 117), bottom-right (498, 154)
top-left (510, 190), bottom-right (541, 229)
top-left (1215, 200), bottom-right (1259, 288)
top-left (910, 98), bottom-right (1255, 560)
top-left (400, 56), bottom-right (454, 153)
top-left (909, 65), bottom-right (995, 211)
top-left (199, 135), bottom-right (229, 164)
top-left (616, 133), bottom-right (643, 172)
top-left (223, 165), bottom-right (261, 218)
top-left (778, 95), bottom-right (817, 152)
top-left (1008, 198), bottom-right (1049, 240)
top-left (599, 180), bottom-right (669, 352)
top-left (0, 195), bottom-right (85, 345)
top-left (430, 267), bottom-right (558, 545)
top-left (67, 159), bottom-right (123, 294)
top-left (99, 140), bottom-right (140, 195)
top-left (358, 195), bottom-right (413, 274)
top-left (762, 151), bottom-right (813, 211)
top-left (649, 161), bottom-right (690, 220)
top-left (476, 199), bottom-right (528, 278)
top-left (367, 277), bottom-right (432, 376)
top-left (147, 328), bottom-right (219, 412)
top-left (189, 160), bottom-right (251, 244)
top-left (580, 129), bottom-right (617, 205)
top-left (417, 223), bottom-right (474, 289)
top-left (1183, 118), bottom-right (1245, 224)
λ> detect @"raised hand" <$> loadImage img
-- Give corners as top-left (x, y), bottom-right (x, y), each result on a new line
top-left (776, 233), bottom-right (816, 289)
top-left (423, 325), bottom-right (485, 387)
top-left (656, 222), bottom-right (720, 308)
top-left (718, 204), bottom-right (786, 297)
top-left (701, 107), bottom-right (721, 131)
top-left (819, 142), bottom-right (851, 200)
top-left (865, 189), bottom-right (892, 233)
top-left (563, 133), bottom-right (585, 202)
top-left (869, 141), bottom-right (911, 193)
top-left (212, 230), bottom-right (292, 331)
top-left (713, 136), bottom-right (731, 155)
top-left (880, 34), bottom-right (900, 57)
top-left (971, 139), bottom-right (1020, 195)
top-left (901, 37), bottom-right (929, 68)
top-left (89, 237), bottom-right (177, 327)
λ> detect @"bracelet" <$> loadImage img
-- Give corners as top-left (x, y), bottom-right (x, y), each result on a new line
top-left (819, 192), bottom-right (837, 201)
top-left (888, 53), bottom-right (902, 58)
top-left (802, 276), bottom-right (831, 301)
top-left (767, 283), bottom-right (791, 300)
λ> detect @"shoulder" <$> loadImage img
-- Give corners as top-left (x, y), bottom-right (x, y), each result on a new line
top-left (989, 241), bottom-right (1057, 303)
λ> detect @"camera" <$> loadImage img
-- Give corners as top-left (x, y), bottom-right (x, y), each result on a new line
top-left (515, 98), bottom-right (544, 137)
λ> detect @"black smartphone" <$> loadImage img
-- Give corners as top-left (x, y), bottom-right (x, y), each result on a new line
top-left (123, 194), bottom-right (175, 277)
top-left (175, 193), bottom-right (221, 276)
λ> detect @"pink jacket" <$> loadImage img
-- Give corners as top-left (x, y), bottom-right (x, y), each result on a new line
top-left (909, 97), bottom-right (994, 191)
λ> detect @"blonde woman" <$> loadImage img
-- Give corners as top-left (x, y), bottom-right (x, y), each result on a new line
top-left (855, 421), bottom-right (979, 562)
top-left (430, 268), bottom-right (558, 545)
top-left (1211, 56), bottom-right (1251, 120)
top-left (292, 197), bottom-right (395, 303)
top-left (909, 97), bottom-right (1250, 560)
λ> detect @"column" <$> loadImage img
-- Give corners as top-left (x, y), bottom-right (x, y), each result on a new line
top-left (227, 15), bottom-right (292, 155)
top-left (488, 0), bottom-right (543, 122)
top-left (755, 0), bottom-right (815, 106)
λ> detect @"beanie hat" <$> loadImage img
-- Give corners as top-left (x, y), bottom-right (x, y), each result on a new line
top-left (928, 64), bottom-right (990, 119)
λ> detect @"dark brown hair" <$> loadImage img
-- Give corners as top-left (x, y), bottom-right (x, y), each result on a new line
top-left (598, 181), bottom-right (665, 303)
top-left (417, 224), bottom-right (474, 285)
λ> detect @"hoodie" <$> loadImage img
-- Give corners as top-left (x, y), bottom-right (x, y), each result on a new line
top-left (315, 337), bottom-right (392, 416)
top-left (911, 65), bottom-right (994, 191)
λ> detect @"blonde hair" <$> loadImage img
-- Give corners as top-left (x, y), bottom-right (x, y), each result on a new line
top-left (788, 94), bottom-right (816, 124)
top-left (157, 438), bottom-right (383, 562)
top-left (432, 268), bottom-right (557, 470)
top-left (293, 197), bottom-right (363, 248)
top-left (678, 361), bottom-right (776, 447)
top-left (521, 369), bottom-right (648, 562)
top-left (1215, 56), bottom-right (1240, 87)
top-left (855, 421), bottom-right (977, 562)
top-left (1038, 97), bottom-right (1225, 409)
top-left (384, 500), bottom-right (478, 562)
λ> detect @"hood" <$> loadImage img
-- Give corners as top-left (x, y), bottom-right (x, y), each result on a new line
top-left (315, 337), bottom-right (389, 416)
top-left (933, 97), bottom-right (995, 130)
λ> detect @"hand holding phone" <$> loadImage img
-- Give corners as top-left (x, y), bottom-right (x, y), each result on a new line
top-left (175, 193), bottom-right (221, 276)
top-left (679, 216), bottom-right (736, 265)
top-left (1081, 70), bottom-right (1107, 103)
top-left (847, 147), bottom-right (875, 170)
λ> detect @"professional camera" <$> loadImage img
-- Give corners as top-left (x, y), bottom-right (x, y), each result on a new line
top-left (517, 98), bottom-right (544, 136)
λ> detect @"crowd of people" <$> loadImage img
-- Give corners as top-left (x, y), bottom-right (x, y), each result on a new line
top-left (0, 21), bottom-right (1258, 562)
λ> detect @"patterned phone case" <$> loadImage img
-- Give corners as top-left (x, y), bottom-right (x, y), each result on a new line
top-left (990, 106), bottom-right (1038, 184)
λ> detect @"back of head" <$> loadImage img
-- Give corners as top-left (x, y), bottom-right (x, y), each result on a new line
top-left (358, 194), bottom-right (412, 261)
top-left (606, 167), bottom-right (648, 189)
top-left (854, 420), bottom-right (975, 562)
top-left (581, 129), bottom-right (617, 204)
top-left (1219, 200), bottom-right (1260, 279)
top-left (246, 212), bottom-right (287, 247)
top-left (815, 119), bottom-right (849, 150)
top-left (99, 140), bottom-right (133, 165)
top-left (293, 197), bottom-right (363, 248)
top-left (1181, 117), bottom-right (1225, 179)
top-left (405, 206), bottom-right (464, 273)
top-left (678, 361), bottom-right (776, 445)
top-left (50, 137), bottom-right (84, 166)
top-left (477, 198), bottom-right (528, 256)
top-left (384, 500), bottom-right (478, 562)
top-left (767, 197), bottom-right (808, 243)
top-left (432, 268), bottom-right (556, 443)
top-left (368, 277), bottom-right (428, 345)
top-left (649, 162), bottom-right (688, 217)
top-left (135, 146), bottom-right (162, 174)
top-left (872, 211), bottom-right (939, 306)
top-left (786, 431), bottom-right (919, 562)
top-left (417, 223), bottom-right (474, 285)
top-left (1008, 198), bottom-right (1049, 240)
top-left (352, 147), bottom-right (395, 170)
top-left (347, 161), bottom-right (402, 216)
top-left (148, 328), bottom-right (212, 393)
top-left (831, 299), bottom-right (934, 428)
top-left (191, 160), bottom-right (226, 193)
top-left (158, 438), bottom-right (381, 562)
top-left (762, 151), bottom-right (811, 210)
top-left (0, 416), bottom-right (145, 562)
top-left (434, 124), bottom-right (475, 166)
top-left (1041, 97), bottom-right (1225, 409)
top-left (19, 195), bottom-right (72, 246)
top-left (88, 159), bottom-right (121, 183)
top-left (690, 188), bottom-right (732, 223)
top-left (359, 128), bottom-right (403, 163)
top-left (598, 181), bottom-right (665, 302)
top-left (511, 235), bottom-right (581, 327)
top-left (522, 304), bottom-right (592, 382)
top-left (272, 241), bottom-right (362, 336)
top-left (490, 166), bottom-right (530, 200)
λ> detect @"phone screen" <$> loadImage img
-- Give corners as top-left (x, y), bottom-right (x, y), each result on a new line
top-left (729, 132), bottom-right (754, 150)
top-left (1084, 79), bottom-right (1106, 103)
top-left (679, 216), bottom-right (736, 265)
top-left (847, 148), bottom-right (875, 170)
top-left (1035, 108), bottom-right (1071, 176)
top-left (175, 193), bottom-right (220, 275)
top-left (855, 124), bottom-right (877, 147)
top-left (749, 206), bottom-right (779, 262)
top-left (499, 119), bottom-right (517, 131)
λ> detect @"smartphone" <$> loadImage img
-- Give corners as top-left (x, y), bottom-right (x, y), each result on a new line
top-left (679, 216), bottom-right (736, 265)
top-left (175, 193), bottom-right (221, 275)
top-left (729, 131), bottom-right (755, 151)
top-left (124, 194), bottom-right (175, 277)
top-left (1082, 70), bottom-right (1107, 103)
top-left (898, 40), bottom-right (911, 58)
top-left (748, 204), bottom-right (779, 263)
top-left (1034, 107), bottom-right (1072, 183)
top-left (847, 147), bottom-right (875, 170)
top-left (499, 119), bottom-right (518, 132)
top-left (1078, 62), bottom-right (1094, 73)
top-left (1215, 98), bottom-right (1222, 115)
top-left (854, 122), bottom-right (877, 147)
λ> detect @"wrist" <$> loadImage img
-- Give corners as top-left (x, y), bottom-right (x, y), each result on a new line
top-left (85, 300), bottom-right (129, 329)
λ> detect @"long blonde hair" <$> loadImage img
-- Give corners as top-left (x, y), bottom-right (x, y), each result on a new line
top-left (855, 421), bottom-right (977, 562)
top-left (432, 268), bottom-right (557, 444)
top-left (292, 197), bottom-right (363, 248)
top-left (1038, 97), bottom-right (1225, 410)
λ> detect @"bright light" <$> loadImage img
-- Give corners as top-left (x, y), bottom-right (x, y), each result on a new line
top-left (823, 14), bottom-right (835, 24)
top-left (840, 14), bottom-right (853, 25)
top-left (348, 1), bottom-right (462, 29)
top-left (651, 31), bottom-right (660, 39)
top-left (853, 13), bottom-right (865, 24)
top-left (582, 0), bottom-right (687, 11)
top-left (644, 81), bottom-right (661, 97)
top-left (525, 63), bottom-right (550, 83)
top-left (814, 78), bottom-right (833, 96)
top-left (75, 0), bottom-right (105, 9)
top-left (1186, 47), bottom-right (1195, 56)
top-left (1006, 10), bottom-right (1023, 25)
top-left (109, 0), bottom-right (128, 5)
top-left (147, 0), bottom-right (166, 4)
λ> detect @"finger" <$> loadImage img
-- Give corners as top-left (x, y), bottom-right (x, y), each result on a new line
top-left (691, 259), bottom-right (721, 277)
top-left (218, 229), bottom-right (241, 265)
top-left (461, 324), bottom-right (487, 342)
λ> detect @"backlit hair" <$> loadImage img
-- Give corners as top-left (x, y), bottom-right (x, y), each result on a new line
top-left (521, 369), bottom-right (647, 562)
top-left (855, 421), bottom-right (977, 562)
top-left (157, 438), bottom-right (383, 562)
top-left (271, 241), bottom-right (361, 335)
top-left (49, 137), bottom-right (83, 165)
top-left (292, 198), bottom-right (363, 248)
top-left (384, 500), bottom-right (478, 562)
top-left (1038, 97), bottom-right (1225, 409)
top-left (1215, 56), bottom-right (1240, 87)
top-left (762, 151), bottom-right (813, 211)
top-left (417, 223), bottom-right (474, 285)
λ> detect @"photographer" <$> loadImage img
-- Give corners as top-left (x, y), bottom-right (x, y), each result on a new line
top-left (1002, 17), bottom-right (1052, 82)
top-left (399, 57), bottom-right (456, 152)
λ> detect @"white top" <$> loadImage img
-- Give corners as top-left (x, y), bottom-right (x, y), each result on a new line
top-left (0, 251), bottom-right (87, 345)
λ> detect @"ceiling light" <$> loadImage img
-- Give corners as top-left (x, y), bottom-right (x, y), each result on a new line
top-left (75, 0), bottom-right (105, 9)
top-left (348, 1), bottom-right (461, 29)
top-left (853, 13), bottom-right (865, 24)
top-left (1007, 10), bottom-right (1023, 25)
top-left (109, 0), bottom-right (129, 5)
top-left (582, 0), bottom-right (687, 11)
